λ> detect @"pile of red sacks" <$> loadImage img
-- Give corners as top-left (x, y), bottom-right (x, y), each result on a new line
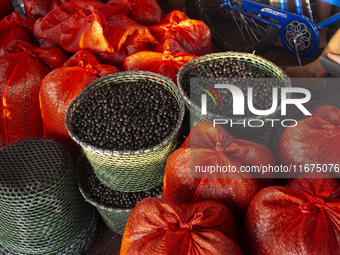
top-left (0, 0), bottom-right (212, 161)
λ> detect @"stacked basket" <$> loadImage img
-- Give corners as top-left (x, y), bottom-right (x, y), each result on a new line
top-left (177, 52), bottom-right (291, 150)
top-left (0, 138), bottom-right (98, 255)
top-left (66, 71), bottom-right (185, 234)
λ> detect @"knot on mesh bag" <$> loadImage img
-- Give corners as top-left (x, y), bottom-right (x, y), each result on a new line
top-left (177, 52), bottom-right (291, 149)
top-left (0, 138), bottom-right (98, 255)
top-left (66, 71), bottom-right (185, 192)
top-left (76, 154), bottom-right (163, 235)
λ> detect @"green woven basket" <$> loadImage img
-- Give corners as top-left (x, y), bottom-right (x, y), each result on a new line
top-left (177, 52), bottom-right (291, 148)
top-left (0, 139), bottom-right (98, 255)
top-left (76, 155), bottom-right (162, 235)
top-left (66, 71), bottom-right (185, 192)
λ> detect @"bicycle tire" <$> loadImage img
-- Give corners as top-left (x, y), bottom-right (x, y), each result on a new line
top-left (193, 0), bottom-right (280, 55)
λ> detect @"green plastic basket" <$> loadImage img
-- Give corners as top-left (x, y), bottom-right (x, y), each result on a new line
top-left (76, 155), bottom-right (162, 235)
top-left (0, 139), bottom-right (98, 255)
top-left (66, 71), bottom-right (185, 192)
top-left (177, 52), bottom-right (291, 148)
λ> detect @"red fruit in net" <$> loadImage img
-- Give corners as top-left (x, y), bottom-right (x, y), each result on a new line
top-left (0, 40), bottom-right (56, 148)
top-left (39, 50), bottom-right (120, 164)
top-left (0, 0), bottom-right (15, 21)
top-left (122, 50), bottom-right (196, 84)
top-left (108, 0), bottom-right (162, 26)
top-left (278, 105), bottom-right (340, 179)
top-left (0, 12), bottom-right (36, 56)
top-left (33, 0), bottom-right (128, 53)
top-left (24, 0), bottom-right (71, 19)
top-left (163, 121), bottom-right (275, 223)
top-left (148, 10), bottom-right (213, 56)
top-left (120, 198), bottom-right (243, 255)
top-left (94, 15), bottom-right (155, 68)
top-left (242, 173), bottom-right (340, 255)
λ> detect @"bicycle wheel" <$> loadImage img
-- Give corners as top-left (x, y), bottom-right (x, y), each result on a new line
top-left (193, 0), bottom-right (280, 55)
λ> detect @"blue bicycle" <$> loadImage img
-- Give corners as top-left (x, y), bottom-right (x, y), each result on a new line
top-left (193, 0), bottom-right (340, 60)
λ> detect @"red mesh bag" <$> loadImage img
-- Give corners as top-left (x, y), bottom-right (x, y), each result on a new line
top-left (0, 40), bottom-right (60, 148)
top-left (278, 105), bottom-right (340, 179)
top-left (24, 0), bottom-right (71, 19)
top-left (242, 173), bottom-right (340, 255)
top-left (148, 10), bottom-right (213, 56)
top-left (0, 12), bottom-right (36, 56)
top-left (0, 0), bottom-right (15, 21)
top-left (107, 0), bottom-right (162, 26)
top-left (33, 0), bottom-right (128, 53)
top-left (5, 40), bottom-right (68, 70)
top-left (122, 50), bottom-right (196, 83)
top-left (39, 50), bottom-right (120, 164)
top-left (163, 121), bottom-right (275, 223)
top-left (95, 15), bottom-right (155, 68)
top-left (120, 197), bottom-right (243, 255)
top-left (154, 38), bottom-right (188, 53)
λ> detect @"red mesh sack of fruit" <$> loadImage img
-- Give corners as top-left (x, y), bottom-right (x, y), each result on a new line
top-left (24, 0), bottom-right (71, 19)
top-left (33, 0), bottom-right (127, 53)
top-left (0, 40), bottom-right (64, 148)
top-left (148, 10), bottom-right (213, 56)
top-left (242, 173), bottom-right (340, 255)
top-left (120, 197), bottom-right (243, 255)
top-left (122, 39), bottom-right (196, 83)
top-left (107, 0), bottom-right (162, 26)
top-left (0, 12), bottom-right (37, 56)
top-left (39, 50), bottom-right (120, 163)
top-left (163, 121), bottom-right (275, 223)
top-left (94, 15), bottom-right (155, 68)
top-left (278, 105), bottom-right (340, 179)
top-left (0, 0), bottom-right (15, 21)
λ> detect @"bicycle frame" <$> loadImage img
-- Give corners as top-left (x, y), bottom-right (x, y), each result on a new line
top-left (224, 0), bottom-right (340, 57)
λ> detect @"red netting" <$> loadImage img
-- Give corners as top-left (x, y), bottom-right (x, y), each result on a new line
top-left (122, 50), bottom-right (196, 84)
top-left (24, 0), bottom-right (71, 19)
top-left (278, 105), bottom-right (340, 180)
top-left (0, 12), bottom-right (36, 56)
top-left (0, 40), bottom-right (53, 148)
top-left (0, 0), bottom-right (15, 21)
top-left (163, 121), bottom-right (275, 223)
top-left (33, 0), bottom-right (128, 53)
top-left (107, 0), bottom-right (163, 26)
top-left (5, 40), bottom-right (68, 70)
top-left (148, 10), bottom-right (213, 56)
top-left (39, 50), bottom-right (120, 165)
top-left (154, 38), bottom-right (188, 53)
top-left (242, 173), bottom-right (340, 255)
top-left (94, 15), bottom-right (155, 68)
top-left (120, 198), bottom-right (243, 255)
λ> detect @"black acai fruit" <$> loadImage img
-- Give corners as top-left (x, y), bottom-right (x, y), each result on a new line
top-left (70, 80), bottom-right (180, 151)
top-left (181, 58), bottom-right (283, 117)
top-left (82, 159), bottom-right (162, 209)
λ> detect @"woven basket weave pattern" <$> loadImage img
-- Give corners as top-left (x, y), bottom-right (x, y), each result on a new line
top-left (66, 71), bottom-right (185, 192)
top-left (0, 139), bottom-right (97, 255)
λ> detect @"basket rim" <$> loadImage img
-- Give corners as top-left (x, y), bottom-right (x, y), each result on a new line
top-left (65, 71), bottom-right (185, 156)
top-left (176, 51), bottom-right (292, 120)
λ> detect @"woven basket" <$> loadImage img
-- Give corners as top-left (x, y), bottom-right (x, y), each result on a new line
top-left (76, 155), bottom-right (162, 235)
top-left (177, 52), bottom-right (291, 148)
top-left (66, 71), bottom-right (185, 192)
top-left (0, 139), bottom-right (98, 255)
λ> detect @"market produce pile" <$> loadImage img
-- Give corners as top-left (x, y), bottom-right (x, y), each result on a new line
top-left (0, 0), bottom-right (211, 157)
top-left (70, 79), bottom-right (180, 151)
top-left (1, 1), bottom-right (340, 255)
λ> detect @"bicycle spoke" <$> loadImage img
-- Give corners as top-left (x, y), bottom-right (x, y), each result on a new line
top-left (240, 13), bottom-right (261, 45)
